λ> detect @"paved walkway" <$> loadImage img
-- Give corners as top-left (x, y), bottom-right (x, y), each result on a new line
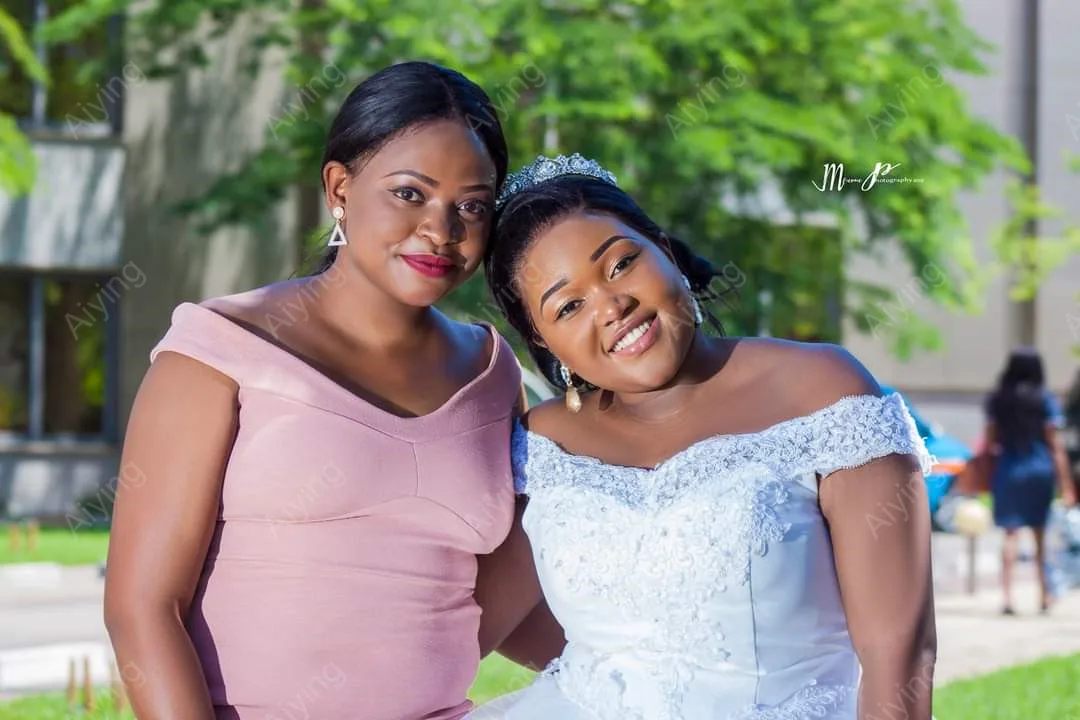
top-left (0, 565), bottom-right (106, 651)
top-left (935, 580), bottom-right (1080, 683)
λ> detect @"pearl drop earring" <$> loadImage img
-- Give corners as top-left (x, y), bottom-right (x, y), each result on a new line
top-left (559, 363), bottom-right (582, 413)
top-left (682, 274), bottom-right (703, 327)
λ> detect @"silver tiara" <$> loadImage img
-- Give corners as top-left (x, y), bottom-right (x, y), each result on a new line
top-left (496, 153), bottom-right (618, 209)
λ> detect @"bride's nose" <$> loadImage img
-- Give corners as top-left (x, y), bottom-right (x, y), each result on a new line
top-left (599, 292), bottom-right (636, 326)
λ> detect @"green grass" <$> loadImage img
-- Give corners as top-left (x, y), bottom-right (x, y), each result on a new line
top-left (4, 653), bottom-right (1076, 718)
top-left (933, 653), bottom-right (1080, 719)
top-left (0, 526), bottom-right (110, 566)
top-left (0, 691), bottom-right (132, 720)
top-left (0, 656), bottom-right (534, 719)
top-left (469, 653), bottom-right (537, 704)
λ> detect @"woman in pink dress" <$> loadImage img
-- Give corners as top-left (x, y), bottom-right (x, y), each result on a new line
top-left (104, 62), bottom-right (531, 719)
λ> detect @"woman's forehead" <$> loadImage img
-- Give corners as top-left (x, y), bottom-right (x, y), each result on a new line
top-left (364, 120), bottom-right (495, 181)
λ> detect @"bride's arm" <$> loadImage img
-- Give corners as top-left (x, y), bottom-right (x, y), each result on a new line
top-left (790, 345), bottom-right (936, 720)
top-left (474, 394), bottom-right (568, 669)
top-left (821, 452), bottom-right (936, 720)
top-left (474, 498), bottom-right (567, 669)
top-left (496, 599), bottom-right (566, 671)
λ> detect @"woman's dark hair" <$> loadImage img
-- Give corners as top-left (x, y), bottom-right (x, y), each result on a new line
top-left (987, 348), bottom-right (1050, 453)
top-left (485, 175), bottom-right (728, 390)
top-left (314, 61), bottom-right (508, 273)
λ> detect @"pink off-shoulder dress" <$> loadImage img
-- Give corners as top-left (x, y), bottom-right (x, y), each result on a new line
top-left (149, 302), bottom-right (521, 720)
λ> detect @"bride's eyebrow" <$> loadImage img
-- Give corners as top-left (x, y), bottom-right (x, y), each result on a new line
top-left (539, 279), bottom-right (568, 313)
top-left (538, 235), bottom-right (633, 312)
top-left (589, 235), bottom-right (630, 261)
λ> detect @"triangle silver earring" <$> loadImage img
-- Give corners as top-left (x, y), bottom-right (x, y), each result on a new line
top-left (329, 206), bottom-right (348, 247)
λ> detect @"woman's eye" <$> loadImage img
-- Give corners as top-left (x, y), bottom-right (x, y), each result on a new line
top-left (611, 252), bottom-right (640, 277)
top-left (459, 199), bottom-right (491, 217)
top-left (556, 299), bottom-right (582, 320)
top-left (392, 187), bottom-right (424, 203)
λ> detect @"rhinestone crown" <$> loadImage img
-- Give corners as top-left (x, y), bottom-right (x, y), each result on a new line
top-left (497, 153), bottom-right (618, 209)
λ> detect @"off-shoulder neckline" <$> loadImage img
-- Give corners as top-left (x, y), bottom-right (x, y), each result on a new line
top-left (176, 301), bottom-right (502, 423)
top-left (516, 392), bottom-right (910, 474)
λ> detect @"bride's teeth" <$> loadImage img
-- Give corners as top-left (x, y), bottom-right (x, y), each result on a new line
top-left (612, 319), bottom-right (653, 352)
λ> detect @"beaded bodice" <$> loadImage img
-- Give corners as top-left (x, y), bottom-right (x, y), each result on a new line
top-left (512, 393), bottom-right (932, 720)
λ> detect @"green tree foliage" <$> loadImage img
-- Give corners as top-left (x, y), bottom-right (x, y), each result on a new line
top-left (38, 0), bottom-right (1042, 357)
top-left (991, 180), bottom-right (1080, 302)
top-left (0, 6), bottom-right (47, 194)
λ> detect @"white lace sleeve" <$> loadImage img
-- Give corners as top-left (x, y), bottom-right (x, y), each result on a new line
top-left (812, 393), bottom-right (934, 478)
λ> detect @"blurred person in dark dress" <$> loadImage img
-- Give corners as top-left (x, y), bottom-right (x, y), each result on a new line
top-left (1064, 368), bottom-right (1080, 498)
top-left (985, 349), bottom-right (1076, 615)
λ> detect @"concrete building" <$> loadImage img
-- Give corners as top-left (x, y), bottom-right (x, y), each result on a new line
top-left (845, 0), bottom-right (1080, 443)
top-left (1, 10), bottom-right (295, 518)
top-left (1, 0), bottom-right (1078, 516)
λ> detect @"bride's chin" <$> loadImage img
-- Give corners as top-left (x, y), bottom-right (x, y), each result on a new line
top-left (638, 355), bottom-right (685, 390)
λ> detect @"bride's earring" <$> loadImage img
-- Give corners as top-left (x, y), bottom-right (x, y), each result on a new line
top-left (682, 274), bottom-right (703, 327)
top-left (559, 363), bottom-right (582, 413)
top-left (329, 206), bottom-right (348, 247)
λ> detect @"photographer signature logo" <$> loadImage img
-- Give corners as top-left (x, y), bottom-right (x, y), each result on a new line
top-left (812, 162), bottom-right (923, 192)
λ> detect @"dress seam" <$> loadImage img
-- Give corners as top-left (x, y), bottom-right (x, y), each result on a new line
top-left (412, 442), bottom-right (421, 495)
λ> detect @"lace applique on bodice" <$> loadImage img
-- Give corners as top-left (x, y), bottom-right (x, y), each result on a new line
top-left (511, 393), bottom-right (931, 720)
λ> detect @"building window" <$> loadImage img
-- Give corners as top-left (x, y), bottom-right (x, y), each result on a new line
top-left (0, 278), bottom-right (31, 433)
top-left (0, 0), bottom-right (125, 135)
top-left (0, 271), bottom-right (118, 443)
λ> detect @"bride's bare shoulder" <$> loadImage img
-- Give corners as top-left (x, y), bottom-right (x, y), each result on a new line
top-left (730, 337), bottom-right (883, 416)
top-left (521, 395), bottom-right (573, 434)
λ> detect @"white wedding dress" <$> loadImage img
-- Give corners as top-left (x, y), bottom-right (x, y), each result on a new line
top-left (468, 393), bottom-right (931, 720)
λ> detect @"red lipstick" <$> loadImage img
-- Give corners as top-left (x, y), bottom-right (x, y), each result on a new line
top-left (401, 254), bottom-right (458, 279)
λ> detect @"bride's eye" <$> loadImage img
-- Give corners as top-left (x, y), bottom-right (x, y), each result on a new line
top-left (611, 252), bottom-right (640, 278)
top-left (556, 299), bottom-right (582, 320)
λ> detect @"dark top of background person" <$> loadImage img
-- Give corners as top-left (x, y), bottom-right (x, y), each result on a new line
top-left (987, 348), bottom-right (1052, 454)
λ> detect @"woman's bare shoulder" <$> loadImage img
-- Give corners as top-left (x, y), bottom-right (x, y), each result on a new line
top-left (198, 281), bottom-right (297, 326)
top-left (443, 313), bottom-right (496, 357)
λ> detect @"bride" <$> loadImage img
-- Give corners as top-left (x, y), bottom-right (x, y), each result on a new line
top-left (469, 155), bottom-right (937, 719)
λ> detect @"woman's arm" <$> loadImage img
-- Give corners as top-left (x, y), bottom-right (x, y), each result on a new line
top-left (104, 352), bottom-right (239, 718)
top-left (1045, 424), bottom-right (1077, 506)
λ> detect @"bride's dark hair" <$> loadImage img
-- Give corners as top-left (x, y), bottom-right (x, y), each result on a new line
top-left (314, 61), bottom-right (508, 273)
top-left (485, 175), bottom-right (728, 390)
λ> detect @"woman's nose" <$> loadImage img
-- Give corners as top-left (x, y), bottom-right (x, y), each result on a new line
top-left (418, 206), bottom-right (464, 246)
